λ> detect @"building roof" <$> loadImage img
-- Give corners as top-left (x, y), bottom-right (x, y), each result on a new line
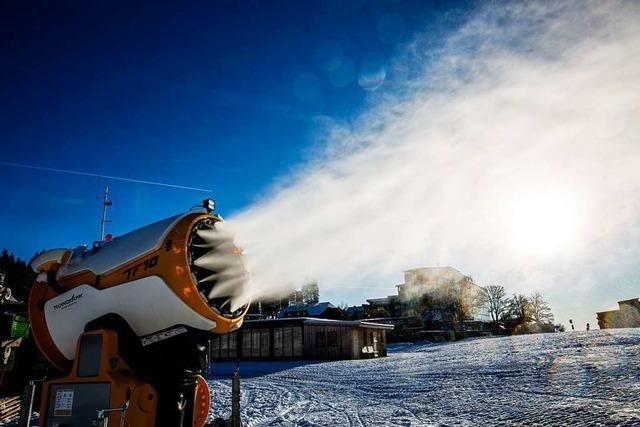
top-left (400, 266), bottom-right (480, 291)
top-left (276, 301), bottom-right (337, 318)
top-left (245, 317), bottom-right (394, 330)
top-left (308, 302), bottom-right (337, 316)
top-left (404, 266), bottom-right (465, 276)
top-left (346, 305), bottom-right (365, 314)
top-left (403, 266), bottom-right (470, 281)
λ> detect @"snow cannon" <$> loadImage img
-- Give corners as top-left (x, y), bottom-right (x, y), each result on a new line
top-left (28, 204), bottom-right (250, 426)
top-left (29, 208), bottom-right (250, 370)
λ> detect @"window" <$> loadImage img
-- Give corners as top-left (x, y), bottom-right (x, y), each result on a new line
top-left (261, 329), bottom-right (270, 357)
top-left (293, 327), bottom-right (303, 356)
top-left (283, 327), bottom-right (293, 356)
top-left (211, 336), bottom-right (220, 358)
top-left (228, 332), bottom-right (237, 357)
top-left (221, 333), bottom-right (228, 354)
top-left (242, 330), bottom-right (251, 357)
top-left (274, 328), bottom-right (283, 357)
top-left (272, 326), bottom-right (303, 357)
top-left (210, 332), bottom-right (237, 358)
top-left (251, 329), bottom-right (261, 357)
top-left (240, 329), bottom-right (270, 358)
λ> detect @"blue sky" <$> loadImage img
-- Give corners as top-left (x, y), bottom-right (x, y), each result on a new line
top-left (3, 1), bottom-right (640, 329)
top-left (0, 0), bottom-right (470, 259)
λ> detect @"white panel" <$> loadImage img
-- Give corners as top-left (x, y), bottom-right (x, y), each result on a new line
top-left (30, 248), bottom-right (71, 273)
top-left (44, 276), bottom-right (216, 359)
top-left (57, 213), bottom-right (185, 278)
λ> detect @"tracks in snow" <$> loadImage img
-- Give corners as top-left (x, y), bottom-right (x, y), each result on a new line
top-left (208, 330), bottom-right (640, 426)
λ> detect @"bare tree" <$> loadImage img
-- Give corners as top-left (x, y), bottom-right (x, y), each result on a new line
top-left (529, 292), bottom-right (554, 324)
top-left (508, 294), bottom-right (530, 324)
top-left (481, 285), bottom-right (508, 324)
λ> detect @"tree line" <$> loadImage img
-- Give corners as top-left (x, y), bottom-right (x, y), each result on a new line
top-left (481, 285), bottom-right (562, 333)
top-left (0, 248), bottom-right (41, 303)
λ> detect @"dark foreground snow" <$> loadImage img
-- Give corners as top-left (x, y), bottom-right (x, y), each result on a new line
top-left (207, 329), bottom-right (640, 426)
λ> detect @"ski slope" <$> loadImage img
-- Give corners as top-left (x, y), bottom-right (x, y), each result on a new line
top-left (207, 329), bottom-right (640, 426)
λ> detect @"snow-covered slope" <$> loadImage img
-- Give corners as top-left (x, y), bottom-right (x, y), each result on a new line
top-left (208, 330), bottom-right (640, 426)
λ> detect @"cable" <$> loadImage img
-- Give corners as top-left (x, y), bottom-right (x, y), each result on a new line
top-left (0, 161), bottom-right (212, 193)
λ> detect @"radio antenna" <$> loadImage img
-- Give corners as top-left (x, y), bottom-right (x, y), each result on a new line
top-left (100, 186), bottom-right (113, 241)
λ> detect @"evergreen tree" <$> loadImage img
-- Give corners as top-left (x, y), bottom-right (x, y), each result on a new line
top-left (0, 248), bottom-right (39, 302)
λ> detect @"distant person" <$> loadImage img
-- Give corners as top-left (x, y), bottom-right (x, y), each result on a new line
top-left (586, 323), bottom-right (590, 331)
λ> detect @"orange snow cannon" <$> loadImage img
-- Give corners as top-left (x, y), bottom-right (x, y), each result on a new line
top-left (28, 202), bottom-right (250, 426)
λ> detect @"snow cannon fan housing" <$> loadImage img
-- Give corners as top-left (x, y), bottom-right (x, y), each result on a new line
top-left (28, 210), bottom-right (251, 370)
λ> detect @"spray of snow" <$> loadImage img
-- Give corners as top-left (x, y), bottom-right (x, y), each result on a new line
top-left (228, 1), bottom-right (640, 325)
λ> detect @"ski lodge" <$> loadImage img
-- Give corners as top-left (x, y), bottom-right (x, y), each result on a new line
top-left (210, 318), bottom-right (393, 360)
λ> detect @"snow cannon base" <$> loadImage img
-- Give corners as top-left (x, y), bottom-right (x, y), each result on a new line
top-left (38, 328), bottom-right (211, 427)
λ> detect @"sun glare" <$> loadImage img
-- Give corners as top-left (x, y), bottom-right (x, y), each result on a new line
top-left (505, 190), bottom-right (582, 257)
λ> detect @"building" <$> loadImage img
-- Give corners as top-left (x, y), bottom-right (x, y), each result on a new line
top-left (277, 302), bottom-right (342, 320)
top-left (347, 266), bottom-right (492, 341)
top-left (596, 298), bottom-right (640, 329)
top-left (399, 267), bottom-right (489, 321)
top-left (210, 318), bottom-right (393, 360)
top-left (399, 266), bottom-right (489, 324)
top-left (398, 267), bottom-right (473, 315)
top-left (366, 295), bottom-right (401, 318)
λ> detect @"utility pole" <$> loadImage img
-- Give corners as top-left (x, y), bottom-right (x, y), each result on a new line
top-left (100, 186), bottom-right (112, 241)
top-left (230, 365), bottom-right (242, 427)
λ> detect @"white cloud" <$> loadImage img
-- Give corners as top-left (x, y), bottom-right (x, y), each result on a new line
top-left (229, 1), bottom-right (640, 328)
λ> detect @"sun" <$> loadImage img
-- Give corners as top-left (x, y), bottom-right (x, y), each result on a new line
top-left (504, 190), bottom-right (582, 257)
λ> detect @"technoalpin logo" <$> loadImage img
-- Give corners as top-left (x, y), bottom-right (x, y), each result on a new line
top-left (52, 293), bottom-right (83, 311)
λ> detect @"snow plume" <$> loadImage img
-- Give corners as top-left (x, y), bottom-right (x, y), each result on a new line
top-left (229, 1), bottom-right (640, 322)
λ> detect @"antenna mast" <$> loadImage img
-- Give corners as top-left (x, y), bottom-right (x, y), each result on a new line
top-left (100, 185), bottom-right (113, 241)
